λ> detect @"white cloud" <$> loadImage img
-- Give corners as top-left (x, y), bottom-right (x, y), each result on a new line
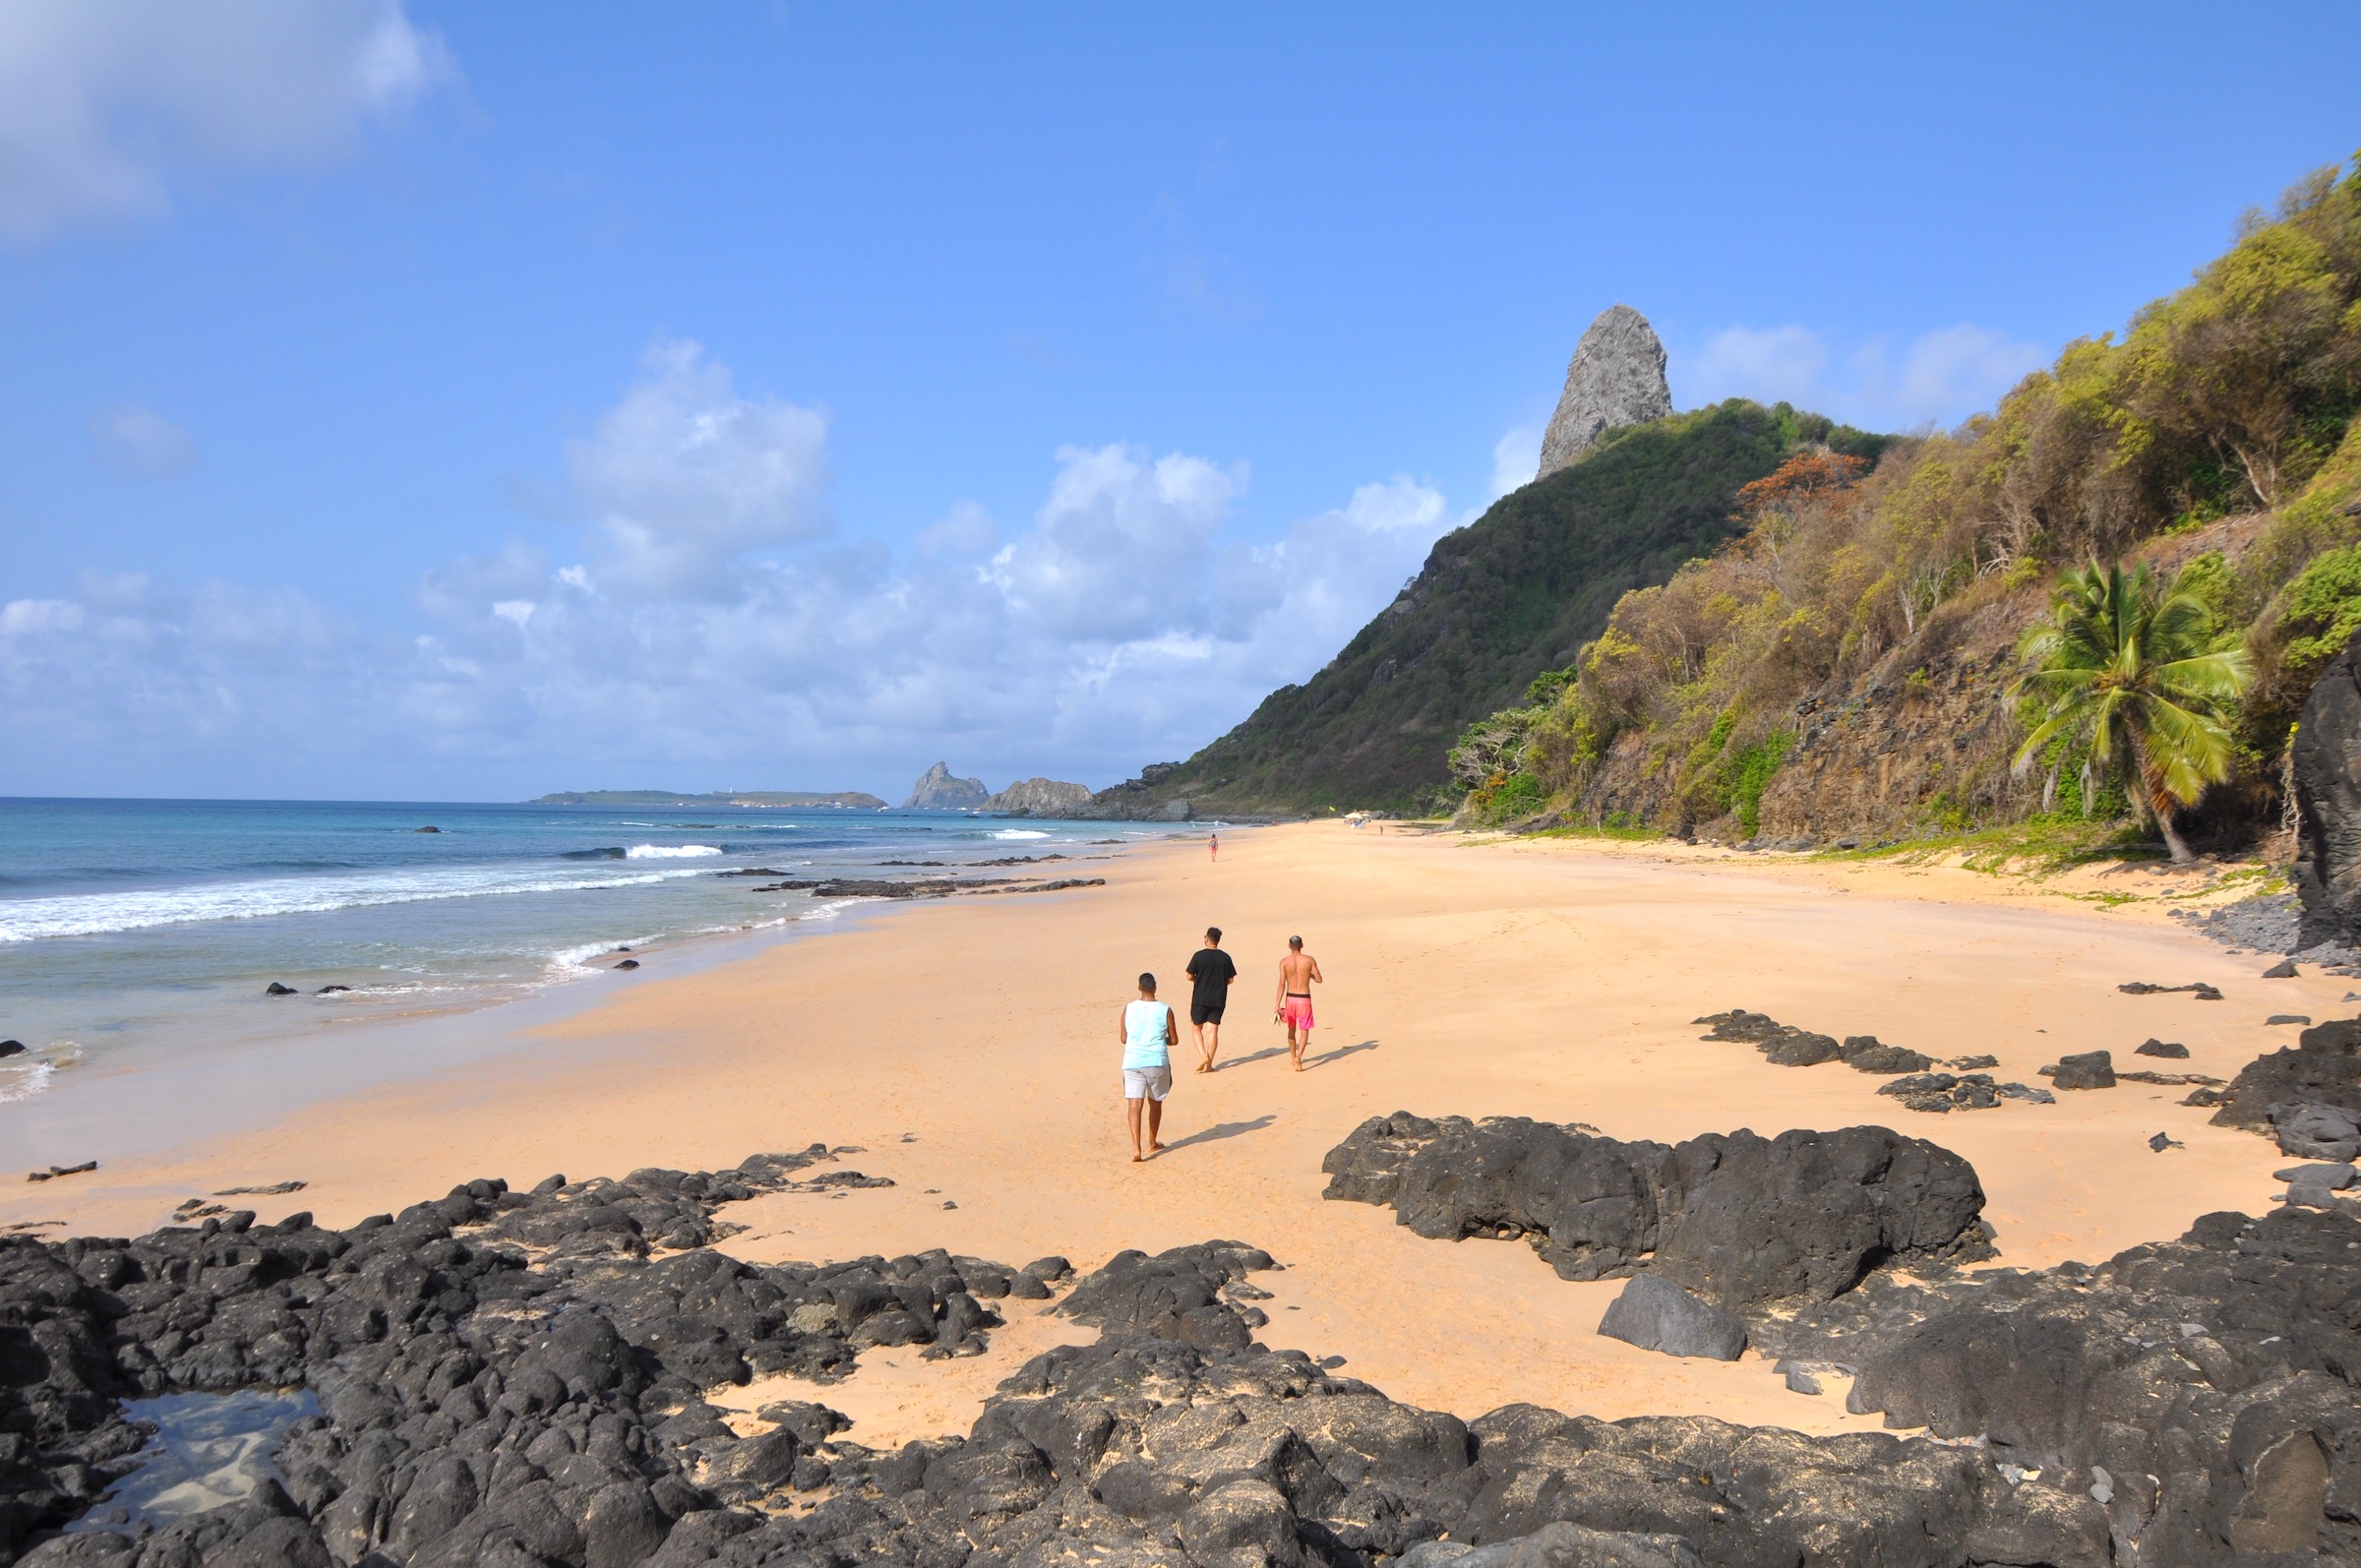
top-left (1489, 423), bottom-right (1542, 500)
top-left (88, 403), bottom-right (196, 477)
top-left (1678, 323), bottom-right (2046, 430)
top-left (0, 0), bottom-right (451, 243)
top-left (566, 338), bottom-right (832, 599)
top-left (0, 344), bottom-right (1461, 797)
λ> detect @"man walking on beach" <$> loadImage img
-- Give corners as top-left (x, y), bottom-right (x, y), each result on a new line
top-left (1183, 927), bottom-right (1238, 1073)
top-left (1120, 972), bottom-right (1178, 1162)
top-left (1274, 935), bottom-right (1323, 1071)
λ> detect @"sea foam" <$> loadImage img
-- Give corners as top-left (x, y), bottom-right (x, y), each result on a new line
top-left (624, 844), bottom-right (723, 859)
top-left (0, 866), bottom-right (709, 942)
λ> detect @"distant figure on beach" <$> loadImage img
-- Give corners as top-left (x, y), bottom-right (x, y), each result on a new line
top-left (1273, 935), bottom-right (1323, 1071)
top-left (1209, 832), bottom-right (1219, 862)
top-left (1120, 972), bottom-right (1178, 1161)
top-left (1184, 926), bottom-right (1238, 1073)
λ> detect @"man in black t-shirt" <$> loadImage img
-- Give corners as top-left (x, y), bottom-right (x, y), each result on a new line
top-left (1183, 926), bottom-right (1239, 1073)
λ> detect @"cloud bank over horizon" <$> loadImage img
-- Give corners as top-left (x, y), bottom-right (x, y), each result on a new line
top-left (0, 339), bottom-right (1455, 801)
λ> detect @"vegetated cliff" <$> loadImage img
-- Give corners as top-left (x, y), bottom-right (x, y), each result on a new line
top-left (1460, 154), bottom-right (2361, 848)
top-left (1135, 399), bottom-right (1886, 816)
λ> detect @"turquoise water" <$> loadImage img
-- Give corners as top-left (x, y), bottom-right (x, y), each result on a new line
top-left (0, 798), bottom-right (1152, 1116)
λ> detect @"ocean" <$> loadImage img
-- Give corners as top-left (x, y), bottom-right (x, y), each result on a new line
top-left (0, 798), bottom-right (1165, 1139)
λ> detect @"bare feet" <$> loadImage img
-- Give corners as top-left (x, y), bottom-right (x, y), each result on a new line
top-left (1132, 1153), bottom-right (1144, 1163)
top-left (1150, 1140), bottom-right (1166, 1152)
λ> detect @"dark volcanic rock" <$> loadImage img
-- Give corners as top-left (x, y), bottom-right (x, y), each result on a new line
top-left (2049, 1051), bottom-right (2117, 1091)
top-left (1752, 1204), bottom-right (2361, 1561)
top-left (2293, 633), bottom-right (2361, 948)
top-left (0, 1040), bottom-right (24, 1059)
top-left (1693, 1012), bottom-right (1933, 1073)
top-left (2119, 980), bottom-right (2224, 999)
top-left (2136, 1038), bottom-right (2191, 1058)
top-left (1595, 1276), bottom-right (1744, 1360)
top-left (13, 1166), bottom-right (2348, 1568)
top-left (2210, 1015), bottom-right (2361, 1130)
top-left (1320, 1113), bottom-right (1990, 1309)
top-left (1842, 1037), bottom-right (1936, 1074)
top-left (2264, 957), bottom-right (2301, 979)
top-left (0, 1150), bottom-right (1034, 1567)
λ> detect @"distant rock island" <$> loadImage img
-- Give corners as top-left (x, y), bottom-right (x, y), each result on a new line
top-left (985, 777), bottom-right (1095, 815)
top-left (902, 762), bottom-right (989, 810)
top-left (531, 789), bottom-right (887, 809)
top-left (903, 763), bottom-right (1183, 818)
top-left (1536, 303), bottom-right (1673, 479)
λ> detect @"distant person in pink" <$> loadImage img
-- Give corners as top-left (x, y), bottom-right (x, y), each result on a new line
top-left (1209, 832), bottom-right (1219, 862)
top-left (1273, 935), bottom-right (1322, 1071)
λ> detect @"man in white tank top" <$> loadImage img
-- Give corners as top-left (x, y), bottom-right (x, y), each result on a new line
top-left (1120, 971), bottom-right (1178, 1162)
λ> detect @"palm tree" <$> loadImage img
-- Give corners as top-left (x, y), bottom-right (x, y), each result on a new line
top-left (2010, 560), bottom-right (2250, 864)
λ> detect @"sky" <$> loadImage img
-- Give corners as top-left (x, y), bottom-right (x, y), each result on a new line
top-left (2, 4), bottom-right (2357, 803)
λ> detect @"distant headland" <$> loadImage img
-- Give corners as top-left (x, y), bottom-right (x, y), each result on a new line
top-left (528, 789), bottom-right (888, 809)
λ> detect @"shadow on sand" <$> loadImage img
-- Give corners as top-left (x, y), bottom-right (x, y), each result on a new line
top-left (1210, 1047), bottom-right (1289, 1070)
top-left (1303, 1039), bottom-right (1378, 1070)
top-left (1162, 1115), bottom-right (1277, 1153)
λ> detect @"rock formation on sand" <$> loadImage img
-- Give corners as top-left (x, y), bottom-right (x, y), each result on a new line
top-left (901, 762), bottom-right (988, 810)
top-left (9, 1093), bottom-right (2359, 1564)
top-left (1320, 1113), bottom-right (1991, 1306)
top-left (2294, 634), bottom-right (2361, 947)
top-left (983, 777), bottom-right (1094, 816)
top-left (1325, 1102), bottom-right (2361, 1562)
top-left (1534, 304), bottom-right (1674, 480)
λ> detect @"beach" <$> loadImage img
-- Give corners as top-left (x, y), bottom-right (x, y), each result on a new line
top-left (0, 823), bottom-right (2312, 1448)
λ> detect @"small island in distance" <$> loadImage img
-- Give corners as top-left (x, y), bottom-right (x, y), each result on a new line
top-left (529, 789), bottom-right (889, 809)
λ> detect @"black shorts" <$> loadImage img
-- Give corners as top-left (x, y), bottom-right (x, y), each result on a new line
top-left (1190, 1001), bottom-right (1226, 1026)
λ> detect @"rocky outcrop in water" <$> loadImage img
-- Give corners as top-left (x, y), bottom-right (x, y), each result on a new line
top-left (901, 763), bottom-right (989, 811)
top-left (2294, 634), bottom-right (2361, 948)
top-left (983, 778), bottom-right (1094, 816)
top-left (1319, 1113), bottom-right (1991, 1308)
top-left (1535, 307), bottom-right (1673, 481)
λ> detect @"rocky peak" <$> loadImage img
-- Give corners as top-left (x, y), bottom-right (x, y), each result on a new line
top-left (1537, 304), bottom-right (1673, 480)
top-left (902, 761), bottom-right (989, 810)
top-left (984, 777), bottom-right (1095, 816)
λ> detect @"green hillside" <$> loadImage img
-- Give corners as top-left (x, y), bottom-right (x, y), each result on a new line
top-left (1150, 399), bottom-right (1883, 814)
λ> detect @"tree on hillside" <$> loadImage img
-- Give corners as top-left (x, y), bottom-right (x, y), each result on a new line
top-left (2009, 561), bottom-right (2251, 863)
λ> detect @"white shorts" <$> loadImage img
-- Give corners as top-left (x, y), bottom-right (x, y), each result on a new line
top-left (1122, 1065), bottom-right (1174, 1102)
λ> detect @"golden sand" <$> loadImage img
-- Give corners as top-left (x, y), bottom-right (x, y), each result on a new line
top-left (1, 825), bottom-right (2311, 1446)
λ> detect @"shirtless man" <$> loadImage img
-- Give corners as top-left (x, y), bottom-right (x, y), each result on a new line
top-left (1272, 935), bottom-right (1323, 1071)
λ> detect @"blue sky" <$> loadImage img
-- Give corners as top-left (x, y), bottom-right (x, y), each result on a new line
top-left (3, 3), bottom-right (2357, 802)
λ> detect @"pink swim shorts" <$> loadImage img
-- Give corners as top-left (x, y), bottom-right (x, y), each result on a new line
top-left (1281, 996), bottom-right (1314, 1032)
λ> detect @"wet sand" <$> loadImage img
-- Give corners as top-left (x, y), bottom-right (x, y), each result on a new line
top-left (1, 824), bottom-right (2314, 1447)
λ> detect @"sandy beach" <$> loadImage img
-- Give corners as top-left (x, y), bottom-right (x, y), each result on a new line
top-left (1, 824), bottom-right (2315, 1449)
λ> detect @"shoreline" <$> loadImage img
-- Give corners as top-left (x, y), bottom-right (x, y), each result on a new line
top-left (0, 823), bottom-right (2318, 1434)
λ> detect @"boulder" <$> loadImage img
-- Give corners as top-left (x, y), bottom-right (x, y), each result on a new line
top-left (1596, 1275), bottom-right (1745, 1360)
top-left (0, 1039), bottom-right (23, 1058)
top-left (2292, 633), bottom-right (2361, 947)
top-left (2135, 1039), bottom-right (2190, 1058)
top-left (2270, 1102), bottom-right (2361, 1161)
top-left (1536, 306), bottom-right (1673, 479)
top-left (2210, 1017), bottom-right (2361, 1129)
top-left (1320, 1113), bottom-right (1990, 1308)
top-left (2050, 1052), bottom-right (2116, 1090)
